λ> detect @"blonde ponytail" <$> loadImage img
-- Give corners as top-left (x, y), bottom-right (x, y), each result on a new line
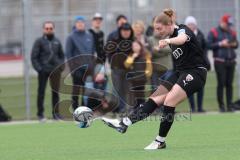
top-left (154, 8), bottom-right (175, 25)
top-left (163, 8), bottom-right (174, 18)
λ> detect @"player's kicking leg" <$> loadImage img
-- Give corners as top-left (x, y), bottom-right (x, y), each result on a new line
top-left (102, 84), bottom-right (187, 150)
top-left (102, 85), bottom-right (169, 134)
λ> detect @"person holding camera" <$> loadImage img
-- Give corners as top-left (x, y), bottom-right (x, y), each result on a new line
top-left (208, 14), bottom-right (238, 112)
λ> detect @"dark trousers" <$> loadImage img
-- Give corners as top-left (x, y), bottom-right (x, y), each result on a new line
top-left (214, 61), bottom-right (235, 109)
top-left (111, 69), bottom-right (130, 112)
top-left (188, 87), bottom-right (204, 112)
top-left (71, 71), bottom-right (86, 110)
top-left (37, 71), bottom-right (60, 117)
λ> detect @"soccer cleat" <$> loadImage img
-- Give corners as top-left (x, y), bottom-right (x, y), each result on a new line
top-left (144, 140), bottom-right (166, 150)
top-left (102, 117), bottom-right (128, 133)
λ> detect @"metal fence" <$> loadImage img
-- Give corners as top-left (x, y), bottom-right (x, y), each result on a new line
top-left (0, 0), bottom-right (239, 120)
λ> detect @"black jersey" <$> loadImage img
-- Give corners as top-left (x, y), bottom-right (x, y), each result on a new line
top-left (169, 24), bottom-right (207, 71)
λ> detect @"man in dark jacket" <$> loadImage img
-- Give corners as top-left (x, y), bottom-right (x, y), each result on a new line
top-left (208, 14), bottom-right (238, 112)
top-left (65, 16), bottom-right (95, 110)
top-left (31, 21), bottom-right (64, 121)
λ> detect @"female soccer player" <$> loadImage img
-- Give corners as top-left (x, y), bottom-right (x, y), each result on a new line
top-left (102, 8), bottom-right (208, 150)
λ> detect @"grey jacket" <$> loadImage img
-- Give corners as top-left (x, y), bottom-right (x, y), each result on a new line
top-left (31, 35), bottom-right (65, 73)
top-left (65, 30), bottom-right (96, 75)
top-left (65, 30), bottom-right (95, 59)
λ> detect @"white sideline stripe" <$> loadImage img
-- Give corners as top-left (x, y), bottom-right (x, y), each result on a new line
top-left (193, 111), bottom-right (240, 115)
top-left (0, 111), bottom-right (240, 126)
top-left (0, 120), bottom-right (61, 126)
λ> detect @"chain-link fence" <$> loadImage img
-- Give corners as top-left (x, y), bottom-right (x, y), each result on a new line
top-left (0, 0), bottom-right (239, 120)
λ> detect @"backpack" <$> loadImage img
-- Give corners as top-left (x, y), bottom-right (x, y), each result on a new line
top-left (210, 28), bottom-right (237, 59)
top-left (0, 104), bottom-right (12, 122)
top-left (210, 27), bottom-right (237, 39)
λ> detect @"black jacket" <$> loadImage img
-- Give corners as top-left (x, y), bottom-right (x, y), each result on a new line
top-left (105, 25), bottom-right (134, 69)
top-left (196, 29), bottom-right (211, 70)
top-left (89, 28), bottom-right (105, 63)
top-left (31, 35), bottom-right (65, 73)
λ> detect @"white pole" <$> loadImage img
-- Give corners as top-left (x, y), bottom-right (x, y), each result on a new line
top-left (63, 0), bottom-right (69, 49)
top-left (22, 0), bottom-right (32, 120)
top-left (129, 0), bottom-right (133, 23)
top-left (234, 0), bottom-right (240, 98)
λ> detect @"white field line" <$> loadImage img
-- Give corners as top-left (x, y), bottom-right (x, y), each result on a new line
top-left (0, 111), bottom-right (240, 126)
top-left (0, 119), bottom-right (71, 126)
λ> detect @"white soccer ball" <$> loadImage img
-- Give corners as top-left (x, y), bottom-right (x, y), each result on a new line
top-left (73, 106), bottom-right (93, 128)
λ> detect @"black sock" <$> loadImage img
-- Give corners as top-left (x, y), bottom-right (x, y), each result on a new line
top-left (159, 105), bottom-right (175, 137)
top-left (128, 98), bottom-right (159, 124)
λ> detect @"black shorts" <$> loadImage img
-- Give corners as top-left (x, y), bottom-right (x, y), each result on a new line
top-left (160, 67), bottom-right (207, 96)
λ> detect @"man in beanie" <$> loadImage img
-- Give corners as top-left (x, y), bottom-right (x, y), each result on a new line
top-left (185, 16), bottom-right (209, 113)
top-left (208, 14), bottom-right (238, 112)
top-left (65, 16), bottom-right (95, 110)
top-left (106, 23), bottom-right (134, 113)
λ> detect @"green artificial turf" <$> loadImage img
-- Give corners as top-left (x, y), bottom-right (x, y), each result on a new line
top-left (0, 113), bottom-right (240, 160)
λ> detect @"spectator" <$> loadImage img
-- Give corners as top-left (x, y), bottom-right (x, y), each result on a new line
top-left (132, 20), bottom-right (148, 47)
top-left (105, 23), bottom-right (134, 113)
top-left (107, 14), bottom-right (128, 41)
top-left (148, 20), bottom-right (173, 90)
top-left (124, 40), bottom-right (152, 108)
top-left (185, 16), bottom-right (209, 113)
top-left (89, 13), bottom-right (106, 63)
top-left (65, 16), bottom-right (95, 110)
top-left (31, 21), bottom-right (64, 121)
top-left (208, 14), bottom-right (238, 112)
top-left (88, 13), bottom-right (107, 109)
